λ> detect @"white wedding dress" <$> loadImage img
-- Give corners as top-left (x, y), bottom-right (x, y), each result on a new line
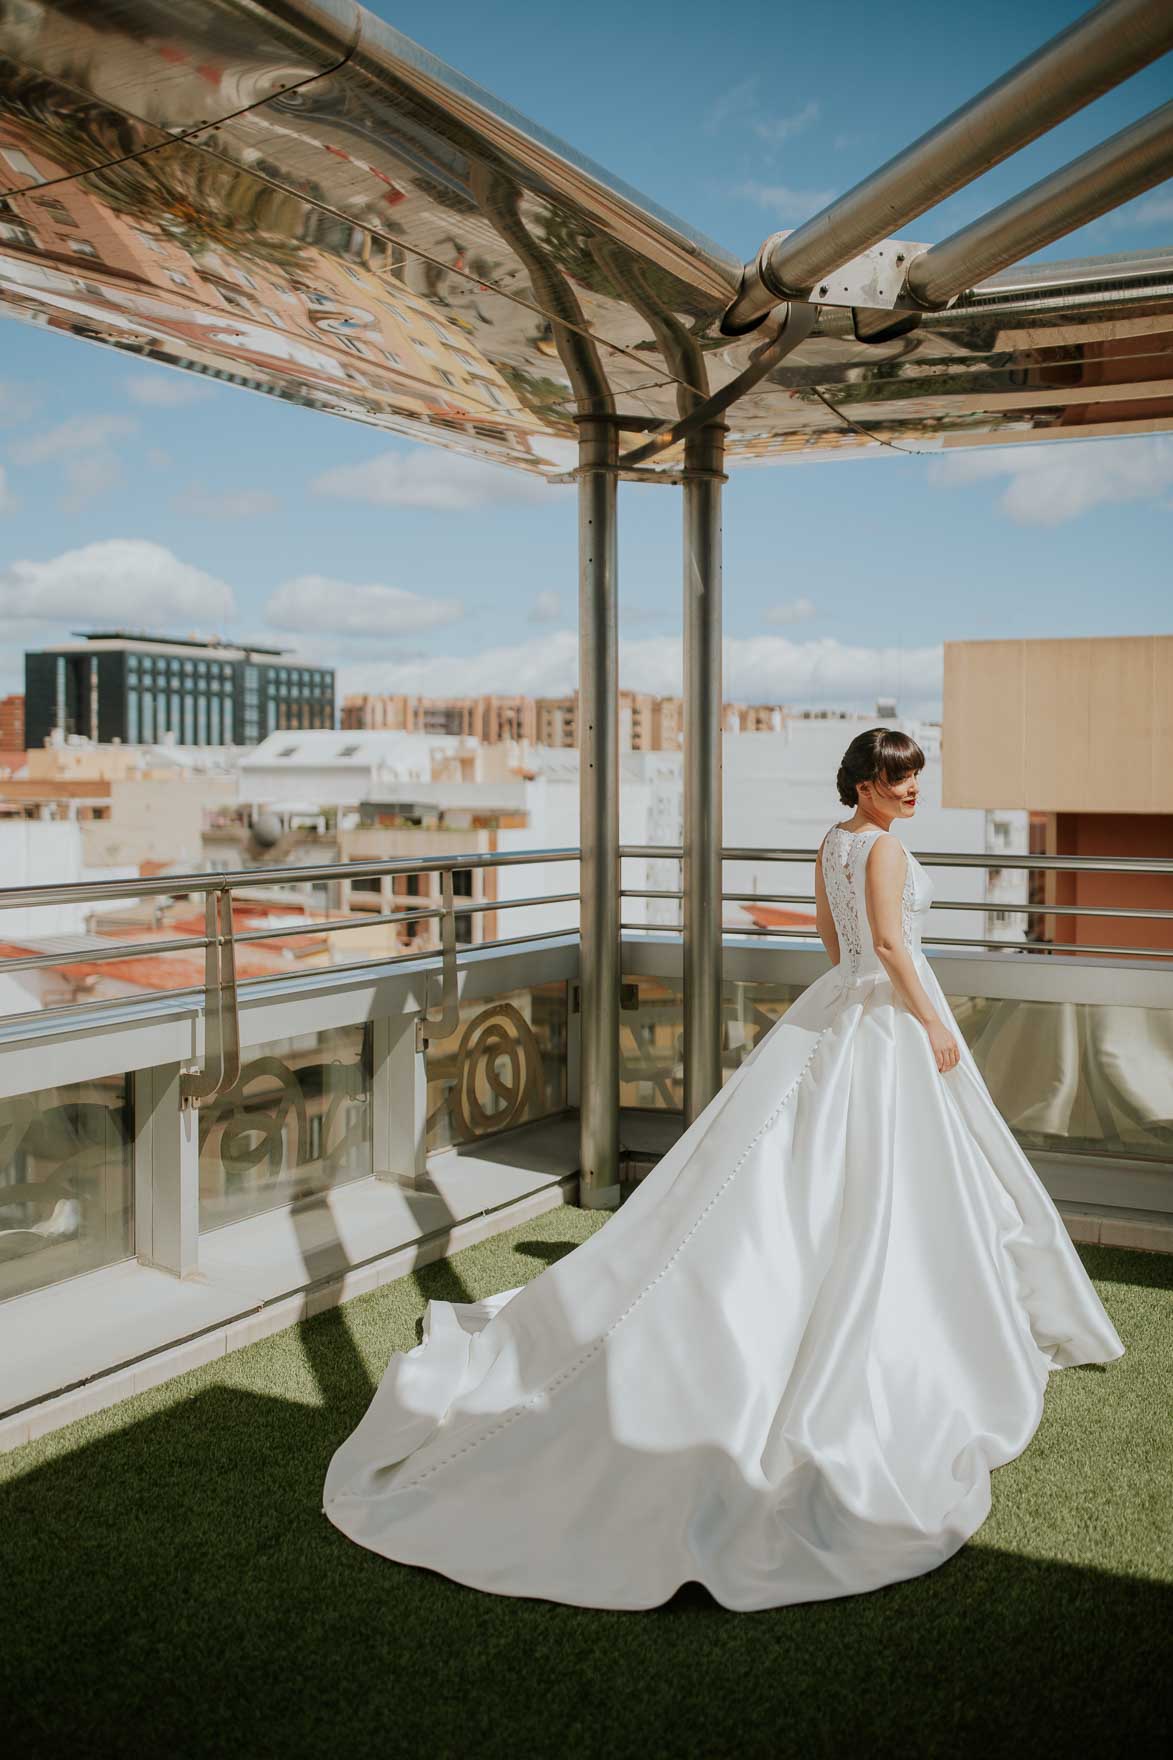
top-left (323, 823), bottom-right (1124, 1610)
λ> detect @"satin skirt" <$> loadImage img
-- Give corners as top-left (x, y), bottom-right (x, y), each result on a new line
top-left (322, 955), bottom-right (1124, 1612)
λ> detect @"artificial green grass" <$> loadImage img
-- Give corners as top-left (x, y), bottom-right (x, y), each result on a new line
top-left (2, 1207), bottom-right (1171, 1759)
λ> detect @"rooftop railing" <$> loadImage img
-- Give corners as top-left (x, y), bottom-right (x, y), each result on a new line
top-left (2, 838), bottom-right (1171, 1046)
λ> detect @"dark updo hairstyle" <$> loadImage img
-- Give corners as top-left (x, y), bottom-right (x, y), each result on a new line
top-left (836, 727), bottom-right (924, 807)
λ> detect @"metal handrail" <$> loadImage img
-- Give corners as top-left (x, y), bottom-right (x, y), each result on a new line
top-left (1, 841), bottom-right (1170, 1044)
top-left (619, 841), bottom-right (1173, 961)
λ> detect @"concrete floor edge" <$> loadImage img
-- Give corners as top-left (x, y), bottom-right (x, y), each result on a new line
top-left (0, 1175), bottom-right (578, 1454)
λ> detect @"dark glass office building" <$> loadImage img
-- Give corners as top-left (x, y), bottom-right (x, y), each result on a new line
top-left (24, 633), bottom-right (335, 750)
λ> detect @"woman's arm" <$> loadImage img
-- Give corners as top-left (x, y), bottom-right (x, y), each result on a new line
top-left (865, 835), bottom-right (959, 1073)
top-left (814, 833), bottom-right (841, 965)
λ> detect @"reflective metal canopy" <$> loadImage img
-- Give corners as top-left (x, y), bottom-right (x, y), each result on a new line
top-left (1, 0), bottom-right (1171, 474)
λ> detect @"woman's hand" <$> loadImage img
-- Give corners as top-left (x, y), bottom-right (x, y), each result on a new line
top-left (925, 1018), bottom-right (960, 1074)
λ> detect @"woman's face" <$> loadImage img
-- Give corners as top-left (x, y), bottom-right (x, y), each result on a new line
top-left (862, 769), bottom-right (920, 818)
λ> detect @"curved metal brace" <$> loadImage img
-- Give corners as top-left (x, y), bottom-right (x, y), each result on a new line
top-left (181, 888), bottom-right (240, 1109)
top-left (615, 303), bottom-right (817, 471)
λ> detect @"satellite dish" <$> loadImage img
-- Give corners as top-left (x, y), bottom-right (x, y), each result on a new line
top-left (250, 811), bottom-right (282, 849)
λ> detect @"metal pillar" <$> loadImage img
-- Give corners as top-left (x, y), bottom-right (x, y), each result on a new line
top-left (577, 415), bottom-right (622, 1206)
top-left (682, 422), bottom-right (726, 1124)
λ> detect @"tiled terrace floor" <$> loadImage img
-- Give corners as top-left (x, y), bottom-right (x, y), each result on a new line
top-left (3, 1207), bottom-right (1171, 1758)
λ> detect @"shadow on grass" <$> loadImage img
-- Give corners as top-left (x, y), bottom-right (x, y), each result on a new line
top-left (1078, 1241), bottom-right (1173, 1293)
top-left (2, 1363), bottom-right (1169, 1759)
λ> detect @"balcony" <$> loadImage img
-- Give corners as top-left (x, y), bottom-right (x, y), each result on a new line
top-left (1, 843), bottom-right (1170, 1451)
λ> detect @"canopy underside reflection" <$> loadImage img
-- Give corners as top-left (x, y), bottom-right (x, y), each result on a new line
top-left (0, 0), bottom-right (1169, 474)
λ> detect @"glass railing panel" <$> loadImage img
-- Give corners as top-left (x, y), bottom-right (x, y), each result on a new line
top-left (0, 1074), bottom-right (132, 1301)
top-left (621, 973), bottom-right (1173, 1173)
top-left (424, 980), bottom-right (568, 1151)
top-left (948, 994), bottom-right (1173, 1165)
top-left (198, 1023), bottom-right (372, 1230)
top-left (620, 975), bottom-right (807, 1111)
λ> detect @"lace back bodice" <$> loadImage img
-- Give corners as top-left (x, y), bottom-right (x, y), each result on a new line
top-left (820, 824), bottom-right (931, 978)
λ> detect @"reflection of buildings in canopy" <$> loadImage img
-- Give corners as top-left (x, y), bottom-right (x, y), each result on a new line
top-left (0, 125), bottom-right (544, 454)
top-left (956, 996), bottom-right (1173, 1156)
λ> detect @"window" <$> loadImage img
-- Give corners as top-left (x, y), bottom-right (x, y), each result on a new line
top-left (1, 146), bottom-right (38, 180)
top-left (67, 239), bottom-right (98, 257)
top-left (473, 378), bottom-right (511, 410)
top-left (0, 221), bottom-right (34, 248)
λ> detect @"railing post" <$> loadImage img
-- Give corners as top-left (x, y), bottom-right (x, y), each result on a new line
top-left (133, 1062), bottom-right (199, 1278)
top-left (372, 1014), bottom-right (429, 1188)
top-left (577, 415), bottom-right (622, 1207)
top-left (682, 422), bottom-right (727, 1122)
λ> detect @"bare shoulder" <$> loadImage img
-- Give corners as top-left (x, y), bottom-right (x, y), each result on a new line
top-left (864, 831), bottom-right (909, 882)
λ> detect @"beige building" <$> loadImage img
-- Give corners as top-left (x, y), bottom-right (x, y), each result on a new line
top-left (0, 740), bottom-right (236, 873)
top-left (943, 635), bottom-right (1173, 955)
top-left (342, 690), bottom-right (785, 753)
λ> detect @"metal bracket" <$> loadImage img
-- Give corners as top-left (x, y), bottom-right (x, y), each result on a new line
top-left (616, 303), bottom-right (815, 470)
top-left (415, 868), bottom-right (461, 1051)
top-left (180, 887), bottom-right (240, 1109)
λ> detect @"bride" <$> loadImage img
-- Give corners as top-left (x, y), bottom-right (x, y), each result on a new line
top-left (323, 727), bottom-right (1124, 1611)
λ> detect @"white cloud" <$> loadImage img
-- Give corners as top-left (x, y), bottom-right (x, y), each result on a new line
top-left (265, 575), bottom-right (464, 638)
top-left (9, 413), bottom-right (136, 464)
top-left (704, 77), bottom-right (758, 134)
top-left (0, 539), bottom-right (236, 625)
top-left (929, 434), bottom-right (1173, 525)
top-left (125, 373), bottom-right (211, 408)
top-left (735, 181), bottom-right (837, 220)
top-left (312, 447), bottom-right (565, 511)
top-left (1106, 182), bottom-right (1173, 230)
top-left (173, 482), bottom-right (280, 518)
top-left (337, 630), bottom-right (942, 714)
top-left (8, 413), bottom-right (137, 509)
top-left (528, 590), bottom-right (561, 624)
top-left (753, 101), bottom-right (820, 146)
top-left (764, 596), bottom-right (816, 626)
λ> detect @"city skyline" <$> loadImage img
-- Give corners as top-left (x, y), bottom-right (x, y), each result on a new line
top-left (1, 0), bottom-right (1171, 719)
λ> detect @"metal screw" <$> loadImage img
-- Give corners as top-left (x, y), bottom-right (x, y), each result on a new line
top-left (818, 284), bottom-right (828, 297)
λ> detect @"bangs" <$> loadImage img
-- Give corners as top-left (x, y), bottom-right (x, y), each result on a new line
top-left (876, 730), bottom-right (925, 784)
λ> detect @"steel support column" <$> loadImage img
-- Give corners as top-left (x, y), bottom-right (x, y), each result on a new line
top-left (577, 416), bottom-right (622, 1206)
top-left (682, 422), bottom-right (727, 1123)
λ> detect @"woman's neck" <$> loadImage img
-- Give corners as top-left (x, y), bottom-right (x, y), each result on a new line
top-left (846, 803), bottom-right (893, 833)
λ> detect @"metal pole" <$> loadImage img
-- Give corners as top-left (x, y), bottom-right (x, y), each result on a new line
top-left (723, 0), bottom-right (1173, 327)
top-left (682, 423), bottom-right (726, 1123)
top-left (904, 98), bottom-right (1173, 310)
top-left (577, 416), bottom-right (622, 1206)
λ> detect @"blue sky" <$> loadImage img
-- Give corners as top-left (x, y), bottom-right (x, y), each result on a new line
top-left (1, 0), bottom-right (1171, 717)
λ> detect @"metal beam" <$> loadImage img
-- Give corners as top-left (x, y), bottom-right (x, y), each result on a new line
top-left (904, 99), bottom-right (1173, 310)
top-left (723, 0), bottom-right (1173, 330)
top-left (682, 422), bottom-right (726, 1123)
top-left (577, 416), bottom-right (622, 1208)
